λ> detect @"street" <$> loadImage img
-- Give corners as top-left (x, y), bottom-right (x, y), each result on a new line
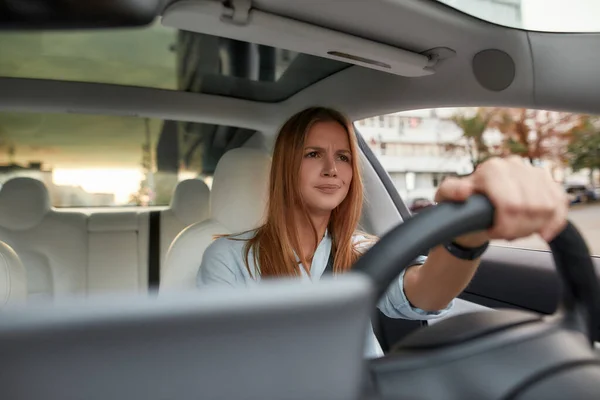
top-left (492, 203), bottom-right (600, 256)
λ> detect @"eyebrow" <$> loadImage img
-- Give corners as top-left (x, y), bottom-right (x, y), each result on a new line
top-left (304, 146), bottom-right (351, 154)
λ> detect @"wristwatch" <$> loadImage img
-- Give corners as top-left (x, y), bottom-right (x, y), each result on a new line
top-left (444, 240), bottom-right (489, 261)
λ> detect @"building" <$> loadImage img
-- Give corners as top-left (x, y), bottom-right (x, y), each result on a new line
top-left (357, 108), bottom-right (506, 201)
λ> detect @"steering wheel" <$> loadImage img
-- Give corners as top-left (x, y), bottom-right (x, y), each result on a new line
top-left (353, 194), bottom-right (600, 400)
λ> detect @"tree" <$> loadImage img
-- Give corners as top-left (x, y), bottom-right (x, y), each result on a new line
top-left (567, 116), bottom-right (600, 185)
top-left (492, 108), bottom-right (582, 164)
top-left (445, 108), bottom-right (500, 168)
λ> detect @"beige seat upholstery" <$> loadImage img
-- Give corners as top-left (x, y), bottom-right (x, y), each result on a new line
top-left (0, 177), bottom-right (211, 300)
top-left (160, 148), bottom-right (271, 292)
top-left (0, 178), bottom-right (87, 302)
top-left (87, 211), bottom-right (147, 294)
top-left (159, 179), bottom-right (210, 270)
top-left (135, 178), bottom-right (210, 286)
top-left (0, 240), bottom-right (27, 308)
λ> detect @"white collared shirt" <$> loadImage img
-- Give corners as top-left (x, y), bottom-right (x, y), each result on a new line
top-left (197, 230), bottom-right (453, 358)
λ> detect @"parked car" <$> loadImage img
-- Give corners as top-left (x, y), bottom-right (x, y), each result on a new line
top-left (565, 184), bottom-right (597, 204)
top-left (408, 197), bottom-right (435, 213)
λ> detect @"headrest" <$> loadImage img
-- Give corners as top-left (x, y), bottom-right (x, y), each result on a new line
top-left (0, 178), bottom-right (51, 230)
top-left (0, 240), bottom-right (27, 308)
top-left (211, 148), bottom-right (271, 233)
top-left (169, 179), bottom-right (210, 225)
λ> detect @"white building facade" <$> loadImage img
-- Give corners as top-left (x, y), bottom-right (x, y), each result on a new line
top-left (356, 110), bottom-right (474, 201)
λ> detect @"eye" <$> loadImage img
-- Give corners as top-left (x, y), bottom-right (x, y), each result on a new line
top-left (305, 151), bottom-right (319, 158)
top-left (338, 154), bottom-right (351, 162)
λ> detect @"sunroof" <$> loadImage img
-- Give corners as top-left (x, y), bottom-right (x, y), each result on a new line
top-left (436, 0), bottom-right (600, 33)
top-left (0, 22), bottom-right (350, 102)
top-left (0, 24), bottom-right (178, 90)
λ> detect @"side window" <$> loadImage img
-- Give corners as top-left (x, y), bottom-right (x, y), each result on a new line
top-left (356, 107), bottom-right (599, 256)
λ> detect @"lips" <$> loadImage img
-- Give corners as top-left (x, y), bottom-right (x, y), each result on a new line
top-left (315, 184), bottom-right (341, 194)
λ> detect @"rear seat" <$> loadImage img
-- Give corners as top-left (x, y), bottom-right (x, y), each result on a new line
top-left (0, 178), bottom-right (88, 301)
top-left (0, 177), bottom-right (210, 301)
top-left (86, 179), bottom-right (210, 294)
top-left (87, 212), bottom-right (147, 294)
top-left (0, 240), bottom-right (27, 308)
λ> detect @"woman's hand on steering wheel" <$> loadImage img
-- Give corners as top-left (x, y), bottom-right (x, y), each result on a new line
top-left (434, 156), bottom-right (569, 247)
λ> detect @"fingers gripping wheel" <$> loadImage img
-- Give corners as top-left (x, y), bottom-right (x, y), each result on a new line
top-left (352, 195), bottom-right (600, 400)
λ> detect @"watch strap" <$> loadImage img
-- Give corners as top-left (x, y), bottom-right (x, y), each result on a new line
top-left (444, 240), bottom-right (489, 261)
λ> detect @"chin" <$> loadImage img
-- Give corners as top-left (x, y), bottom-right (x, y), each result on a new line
top-left (306, 199), bottom-right (343, 214)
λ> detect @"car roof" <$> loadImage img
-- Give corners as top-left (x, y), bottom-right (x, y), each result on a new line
top-left (1, 0), bottom-right (600, 137)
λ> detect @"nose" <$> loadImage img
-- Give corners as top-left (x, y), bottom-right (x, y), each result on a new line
top-left (321, 155), bottom-right (337, 177)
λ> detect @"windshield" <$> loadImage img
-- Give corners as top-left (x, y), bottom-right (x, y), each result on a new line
top-left (436, 0), bottom-right (600, 33)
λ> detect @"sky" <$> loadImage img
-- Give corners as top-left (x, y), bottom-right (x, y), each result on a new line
top-left (521, 0), bottom-right (600, 32)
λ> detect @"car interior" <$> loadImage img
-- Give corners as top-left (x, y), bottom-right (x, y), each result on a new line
top-left (1, 0), bottom-right (600, 399)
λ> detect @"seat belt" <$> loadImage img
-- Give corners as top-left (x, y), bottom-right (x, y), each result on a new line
top-left (148, 211), bottom-right (161, 289)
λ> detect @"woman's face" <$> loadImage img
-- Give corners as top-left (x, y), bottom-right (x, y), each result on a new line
top-left (299, 121), bottom-right (353, 216)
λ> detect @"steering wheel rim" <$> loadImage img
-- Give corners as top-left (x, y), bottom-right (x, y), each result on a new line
top-left (352, 194), bottom-right (600, 342)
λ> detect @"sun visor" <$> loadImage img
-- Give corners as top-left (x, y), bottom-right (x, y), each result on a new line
top-left (161, 0), bottom-right (436, 77)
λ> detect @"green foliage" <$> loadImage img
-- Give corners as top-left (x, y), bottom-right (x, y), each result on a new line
top-left (452, 113), bottom-right (488, 139)
top-left (449, 108), bottom-right (495, 168)
top-left (504, 137), bottom-right (528, 155)
top-left (568, 117), bottom-right (600, 173)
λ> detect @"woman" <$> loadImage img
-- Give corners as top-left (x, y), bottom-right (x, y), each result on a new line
top-left (198, 107), bottom-right (568, 358)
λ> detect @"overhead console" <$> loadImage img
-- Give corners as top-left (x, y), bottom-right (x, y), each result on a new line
top-left (161, 0), bottom-right (454, 78)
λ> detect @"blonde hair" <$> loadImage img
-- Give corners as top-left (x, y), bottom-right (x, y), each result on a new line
top-left (231, 107), bottom-right (368, 277)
